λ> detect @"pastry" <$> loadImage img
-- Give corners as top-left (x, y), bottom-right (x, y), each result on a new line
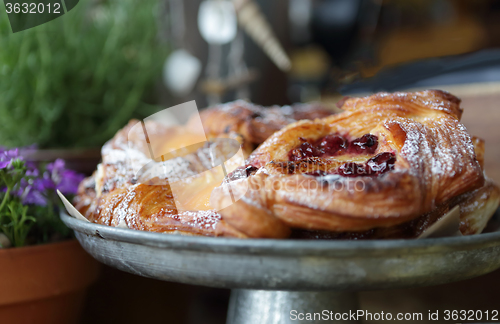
top-left (74, 101), bottom-right (333, 236)
top-left (210, 90), bottom-right (500, 238)
top-left (74, 92), bottom-right (499, 239)
top-left (197, 100), bottom-right (332, 154)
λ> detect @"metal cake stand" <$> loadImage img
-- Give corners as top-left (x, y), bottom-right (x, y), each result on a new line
top-left (61, 212), bottom-right (500, 324)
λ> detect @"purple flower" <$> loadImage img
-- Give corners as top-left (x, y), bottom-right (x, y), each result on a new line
top-left (20, 180), bottom-right (48, 206)
top-left (0, 148), bottom-right (22, 169)
top-left (14, 169), bottom-right (47, 206)
top-left (45, 159), bottom-right (84, 195)
top-left (13, 159), bottom-right (84, 206)
top-left (1, 147), bottom-right (84, 206)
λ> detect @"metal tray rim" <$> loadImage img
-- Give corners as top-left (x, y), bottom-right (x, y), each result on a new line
top-left (61, 212), bottom-right (500, 256)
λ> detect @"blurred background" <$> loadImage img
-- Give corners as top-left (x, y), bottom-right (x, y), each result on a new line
top-left (1, 0), bottom-right (500, 323)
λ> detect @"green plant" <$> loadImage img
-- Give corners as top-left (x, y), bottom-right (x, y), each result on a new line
top-left (0, 148), bottom-right (83, 247)
top-left (0, 156), bottom-right (34, 247)
top-left (0, 0), bottom-right (168, 148)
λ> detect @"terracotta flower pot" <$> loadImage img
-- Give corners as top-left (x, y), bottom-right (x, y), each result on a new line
top-left (0, 240), bottom-right (100, 324)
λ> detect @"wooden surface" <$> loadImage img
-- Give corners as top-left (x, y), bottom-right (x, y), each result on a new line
top-left (461, 94), bottom-right (500, 184)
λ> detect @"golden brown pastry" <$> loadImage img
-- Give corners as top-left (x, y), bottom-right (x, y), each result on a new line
top-left (210, 90), bottom-right (499, 238)
top-left (75, 121), bottom-right (240, 236)
top-left (74, 92), bottom-right (498, 239)
top-left (84, 184), bottom-right (222, 236)
top-left (74, 101), bottom-right (333, 236)
top-left (198, 100), bottom-right (332, 154)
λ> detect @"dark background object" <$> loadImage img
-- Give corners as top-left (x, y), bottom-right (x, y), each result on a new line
top-left (81, 265), bottom-right (229, 324)
top-left (24, 148), bottom-right (101, 176)
top-left (311, 0), bottom-right (362, 64)
top-left (340, 49), bottom-right (500, 94)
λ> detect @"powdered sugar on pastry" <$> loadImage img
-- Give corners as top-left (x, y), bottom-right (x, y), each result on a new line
top-left (211, 90), bottom-right (495, 238)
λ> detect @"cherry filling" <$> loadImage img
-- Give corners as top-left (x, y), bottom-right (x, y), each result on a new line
top-left (337, 163), bottom-right (368, 177)
top-left (367, 152), bottom-right (396, 173)
top-left (226, 164), bottom-right (258, 181)
top-left (245, 165), bottom-right (259, 176)
top-left (288, 133), bottom-right (395, 178)
top-left (349, 134), bottom-right (378, 154)
top-left (288, 133), bottom-right (379, 161)
top-left (337, 152), bottom-right (396, 177)
top-left (288, 141), bottom-right (320, 160)
top-left (318, 135), bottom-right (347, 156)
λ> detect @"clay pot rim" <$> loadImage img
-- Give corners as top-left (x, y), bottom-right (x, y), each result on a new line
top-left (0, 238), bottom-right (75, 253)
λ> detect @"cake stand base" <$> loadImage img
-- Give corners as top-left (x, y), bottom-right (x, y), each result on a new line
top-left (60, 211), bottom-right (500, 324)
top-left (227, 289), bottom-right (359, 324)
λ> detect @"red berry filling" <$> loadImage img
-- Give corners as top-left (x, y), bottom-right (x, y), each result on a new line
top-left (318, 134), bottom-right (347, 156)
top-left (366, 152), bottom-right (396, 173)
top-left (349, 134), bottom-right (378, 154)
top-left (288, 133), bottom-right (378, 160)
top-left (336, 152), bottom-right (396, 177)
top-left (226, 164), bottom-right (259, 181)
top-left (289, 141), bottom-right (320, 161)
top-left (287, 133), bottom-right (395, 178)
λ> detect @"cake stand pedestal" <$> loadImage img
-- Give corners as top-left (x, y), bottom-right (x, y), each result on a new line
top-left (227, 290), bottom-right (359, 323)
top-left (61, 212), bottom-right (500, 324)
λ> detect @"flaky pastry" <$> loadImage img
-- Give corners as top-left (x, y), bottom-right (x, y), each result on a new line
top-left (74, 101), bottom-right (332, 236)
top-left (74, 92), bottom-right (499, 239)
top-left (210, 90), bottom-right (499, 238)
top-left (197, 100), bottom-right (332, 154)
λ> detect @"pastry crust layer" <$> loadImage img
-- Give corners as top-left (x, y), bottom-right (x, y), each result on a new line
top-left (211, 91), bottom-right (495, 237)
top-left (74, 101), bottom-right (332, 236)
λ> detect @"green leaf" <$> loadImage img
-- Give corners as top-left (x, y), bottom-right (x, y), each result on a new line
top-left (0, 199), bottom-right (36, 247)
